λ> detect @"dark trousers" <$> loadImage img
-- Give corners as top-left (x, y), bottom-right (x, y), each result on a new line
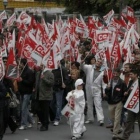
top-left (123, 110), bottom-right (140, 139)
top-left (0, 107), bottom-right (4, 139)
top-left (37, 100), bottom-right (50, 128)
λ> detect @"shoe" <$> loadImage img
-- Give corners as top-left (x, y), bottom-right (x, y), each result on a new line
top-left (112, 135), bottom-right (119, 140)
top-left (85, 120), bottom-right (93, 124)
top-left (40, 126), bottom-right (48, 131)
top-left (19, 126), bottom-right (27, 130)
top-left (53, 121), bottom-right (59, 126)
top-left (116, 136), bottom-right (127, 140)
top-left (118, 127), bottom-right (123, 134)
top-left (28, 124), bottom-right (33, 128)
top-left (111, 128), bottom-right (123, 134)
top-left (106, 124), bottom-right (114, 128)
top-left (71, 136), bottom-right (77, 140)
top-left (99, 120), bottom-right (104, 126)
top-left (12, 128), bottom-right (17, 134)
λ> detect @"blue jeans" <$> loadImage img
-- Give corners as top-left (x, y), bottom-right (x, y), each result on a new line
top-left (51, 90), bottom-right (64, 121)
top-left (21, 94), bottom-right (35, 127)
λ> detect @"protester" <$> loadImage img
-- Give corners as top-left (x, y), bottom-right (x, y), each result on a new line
top-left (17, 58), bottom-right (35, 130)
top-left (104, 68), bottom-right (127, 140)
top-left (51, 61), bottom-right (68, 126)
top-left (0, 81), bottom-right (7, 140)
top-left (81, 58), bottom-right (106, 125)
top-left (35, 64), bottom-right (54, 131)
top-left (117, 70), bottom-right (140, 140)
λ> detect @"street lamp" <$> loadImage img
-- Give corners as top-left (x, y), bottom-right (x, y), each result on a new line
top-left (3, 0), bottom-right (8, 10)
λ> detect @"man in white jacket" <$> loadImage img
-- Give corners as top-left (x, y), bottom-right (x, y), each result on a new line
top-left (81, 58), bottom-right (106, 126)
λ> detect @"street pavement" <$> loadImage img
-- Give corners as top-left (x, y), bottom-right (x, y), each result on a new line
top-left (4, 102), bottom-right (139, 140)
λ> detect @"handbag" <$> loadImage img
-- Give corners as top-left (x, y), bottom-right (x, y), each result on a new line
top-left (9, 89), bottom-right (20, 108)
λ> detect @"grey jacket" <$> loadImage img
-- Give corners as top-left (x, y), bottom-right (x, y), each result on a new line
top-left (35, 70), bottom-right (54, 101)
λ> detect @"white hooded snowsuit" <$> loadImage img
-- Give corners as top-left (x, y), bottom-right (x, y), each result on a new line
top-left (66, 79), bottom-right (86, 138)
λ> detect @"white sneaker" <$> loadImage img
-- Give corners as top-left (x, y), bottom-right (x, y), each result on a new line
top-left (53, 121), bottom-right (59, 126)
top-left (85, 120), bottom-right (93, 124)
top-left (99, 120), bottom-right (104, 126)
top-left (28, 124), bottom-right (33, 128)
top-left (19, 126), bottom-right (27, 130)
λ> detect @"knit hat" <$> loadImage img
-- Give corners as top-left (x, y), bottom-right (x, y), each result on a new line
top-left (75, 79), bottom-right (84, 88)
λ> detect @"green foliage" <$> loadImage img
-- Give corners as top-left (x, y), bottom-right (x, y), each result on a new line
top-left (56, 0), bottom-right (140, 16)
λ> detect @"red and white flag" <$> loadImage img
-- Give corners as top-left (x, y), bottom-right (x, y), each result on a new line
top-left (60, 30), bottom-right (71, 53)
top-left (124, 80), bottom-right (139, 113)
top-left (0, 10), bottom-right (7, 21)
top-left (7, 29), bottom-right (15, 52)
top-left (0, 52), bottom-right (5, 80)
top-left (31, 44), bottom-right (45, 66)
top-left (17, 11), bottom-right (31, 25)
top-left (127, 6), bottom-right (135, 24)
top-left (103, 10), bottom-right (114, 25)
top-left (6, 13), bottom-right (16, 27)
top-left (1, 41), bottom-right (7, 57)
top-left (21, 32), bottom-right (37, 59)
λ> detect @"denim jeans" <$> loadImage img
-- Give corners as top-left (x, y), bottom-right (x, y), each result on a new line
top-left (51, 90), bottom-right (64, 121)
top-left (21, 94), bottom-right (35, 127)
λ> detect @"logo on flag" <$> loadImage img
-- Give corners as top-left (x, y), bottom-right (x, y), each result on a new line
top-left (6, 64), bottom-right (18, 80)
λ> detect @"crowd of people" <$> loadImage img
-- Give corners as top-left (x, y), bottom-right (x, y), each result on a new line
top-left (0, 33), bottom-right (140, 140)
top-left (0, 9), bottom-right (140, 140)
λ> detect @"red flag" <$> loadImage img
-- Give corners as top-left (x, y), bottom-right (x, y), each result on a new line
top-left (119, 16), bottom-right (127, 27)
top-left (111, 38), bottom-right (121, 68)
top-left (30, 15), bottom-right (37, 29)
top-left (5, 48), bottom-right (18, 80)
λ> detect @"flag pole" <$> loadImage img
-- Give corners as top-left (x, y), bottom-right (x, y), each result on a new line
top-left (83, 47), bottom-right (92, 61)
top-left (19, 62), bottom-right (28, 77)
top-left (59, 61), bottom-right (64, 84)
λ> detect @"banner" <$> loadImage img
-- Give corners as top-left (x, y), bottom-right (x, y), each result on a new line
top-left (124, 80), bottom-right (139, 113)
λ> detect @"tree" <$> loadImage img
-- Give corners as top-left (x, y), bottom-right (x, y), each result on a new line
top-left (58, 0), bottom-right (140, 16)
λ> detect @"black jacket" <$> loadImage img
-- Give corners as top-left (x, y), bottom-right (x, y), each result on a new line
top-left (52, 66), bottom-right (68, 91)
top-left (105, 78), bottom-right (127, 104)
top-left (18, 66), bottom-right (35, 95)
top-left (123, 80), bottom-right (137, 104)
top-left (0, 81), bottom-right (7, 108)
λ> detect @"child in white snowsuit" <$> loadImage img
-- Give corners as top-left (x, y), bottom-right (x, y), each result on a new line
top-left (66, 79), bottom-right (86, 140)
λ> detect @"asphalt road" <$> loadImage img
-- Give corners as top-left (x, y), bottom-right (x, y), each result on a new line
top-left (4, 102), bottom-right (139, 140)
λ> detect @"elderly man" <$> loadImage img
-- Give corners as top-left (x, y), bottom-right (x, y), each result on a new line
top-left (35, 64), bottom-right (54, 131)
top-left (81, 58), bottom-right (106, 126)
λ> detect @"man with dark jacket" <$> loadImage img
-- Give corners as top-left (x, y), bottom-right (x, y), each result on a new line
top-left (35, 64), bottom-right (54, 131)
top-left (0, 81), bottom-right (7, 140)
top-left (17, 58), bottom-right (35, 130)
top-left (117, 70), bottom-right (140, 140)
top-left (51, 61), bottom-right (68, 126)
top-left (104, 68), bottom-right (127, 140)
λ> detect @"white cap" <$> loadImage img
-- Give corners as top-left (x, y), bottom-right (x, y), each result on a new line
top-left (75, 79), bottom-right (84, 88)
